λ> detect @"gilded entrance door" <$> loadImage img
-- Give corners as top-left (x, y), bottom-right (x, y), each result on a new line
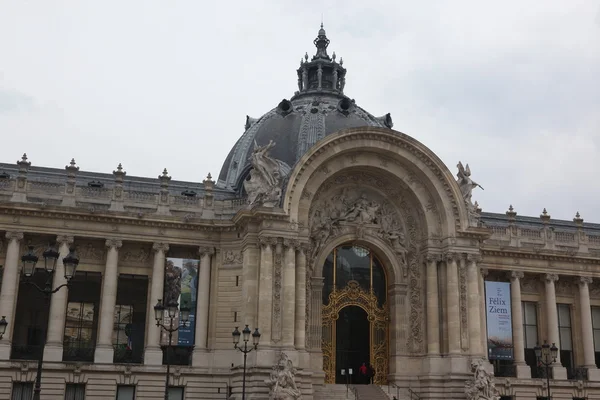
top-left (321, 245), bottom-right (389, 384)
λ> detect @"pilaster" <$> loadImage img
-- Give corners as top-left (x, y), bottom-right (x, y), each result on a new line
top-left (144, 242), bottom-right (169, 365)
top-left (0, 231), bottom-right (24, 360)
top-left (445, 252), bottom-right (461, 354)
top-left (509, 271), bottom-right (530, 378)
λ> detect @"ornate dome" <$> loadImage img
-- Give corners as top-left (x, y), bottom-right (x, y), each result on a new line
top-left (217, 25), bottom-right (394, 191)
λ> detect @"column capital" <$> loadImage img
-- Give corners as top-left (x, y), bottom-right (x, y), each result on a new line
top-left (5, 231), bottom-right (23, 241)
top-left (579, 276), bottom-right (593, 286)
top-left (426, 253), bottom-right (440, 263)
top-left (543, 273), bottom-right (559, 283)
top-left (258, 236), bottom-right (278, 248)
top-left (56, 235), bottom-right (74, 246)
top-left (467, 253), bottom-right (482, 263)
top-left (283, 238), bottom-right (300, 250)
top-left (198, 246), bottom-right (215, 257)
top-left (444, 252), bottom-right (458, 262)
top-left (105, 239), bottom-right (123, 249)
top-left (510, 271), bottom-right (524, 281)
top-left (152, 242), bottom-right (169, 253)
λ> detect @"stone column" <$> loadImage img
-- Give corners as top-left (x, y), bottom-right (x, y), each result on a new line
top-left (509, 271), bottom-right (530, 377)
top-left (192, 247), bottom-right (213, 366)
top-left (0, 232), bottom-right (24, 359)
top-left (543, 273), bottom-right (567, 379)
top-left (309, 277), bottom-right (324, 372)
top-left (467, 254), bottom-right (482, 356)
top-left (44, 235), bottom-right (73, 361)
top-left (578, 277), bottom-right (596, 368)
top-left (94, 239), bottom-right (122, 363)
top-left (256, 238), bottom-right (274, 345)
top-left (294, 245), bottom-right (307, 350)
top-left (282, 240), bottom-right (297, 348)
top-left (241, 243), bottom-right (259, 328)
top-left (426, 254), bottom-right (440, 355)
top-left (445, 253), bottom-right (461, 354)
top-left (144, 242), bottom-right (168, 365)
top-left (479, 268), bottom-right (489, 357)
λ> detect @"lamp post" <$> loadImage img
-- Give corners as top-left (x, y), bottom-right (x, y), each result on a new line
top-left (534, 341), bottom-right (558, 400)
top-left (20, 244), bottom-right (79, 400)
top-left (232, 325), bottom-right (260, 400)
top-left (154, 299), bottom-right (191, 400)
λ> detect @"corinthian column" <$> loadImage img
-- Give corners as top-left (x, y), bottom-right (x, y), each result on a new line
top-left (257, 237), bottom-right (274, 345)
top-left (479, 268), bottom-right (489, 356)
top-left (295, 244), bottom-right (307, 350)
top-left (44, 235), bottom-right (73, 361)
top-left (193, 247), bottom-right (214, 361)
top-left (282, 239), bottom-right (297, 348)
top-left (445, 253), bottom-right (461, 354)
top-left (544, 274), bottom-right (560, 363)
top-left (144, 242), bottom-right (168, 365)
top-left (94, 239), bottom-right (122, 364)
top-left (467, 254), bottom-right (482, 356)
top-left (0, 232), bottom-right (24, 360)
top-left (578, 277), bottom-right (596, 368)
top-left (426, 254), bottom-right (440, 355)
top-left (509, 271), bottom-right (530, 377)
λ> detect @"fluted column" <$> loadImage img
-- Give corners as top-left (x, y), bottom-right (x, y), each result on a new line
top-left (479, 268), bottom-right (489, 356)
top-left (241, 243), bottom-right (259, 328)
top-left (95, 239), bottom-right (122, 363)
top-left (467, 254), bottom-right (482, 356)
top-left (309, 277), bottom-right (324, 352)
top-left (44, 235), bottom-right (73, 361)
top-left (509, 271), bottom-right (526, 365)
top-left (282, 239), bottom-right (297, 348)
top-left (0, 232), bottom-right (24, 359)
top-left (144, 242), bottom-right (168, 365)
top-left (544, 274), bottom-right (561, 363)
top-left (194, 247), bottom-right (214, 350)
top-left (295, 244), bottom-right (307, 350)
top-left (426, 254), bottom-right (440, 355)
top-left (257, 238), bottom-right (274, 344)
top-left (445, 253), bottom-right (461, 354)
top-left (579, 277), bottom-right (596, 368)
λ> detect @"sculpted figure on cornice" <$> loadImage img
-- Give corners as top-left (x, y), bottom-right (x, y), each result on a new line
top-left (244, 140), bottom-right (290, 207)
top-left (456, 161), bottom-right (483, 226)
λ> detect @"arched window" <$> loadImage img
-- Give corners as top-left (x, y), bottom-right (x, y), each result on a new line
top-left (322, 245), bottom-right (386, 307)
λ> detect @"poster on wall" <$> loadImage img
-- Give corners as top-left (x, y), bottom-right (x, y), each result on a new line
top-left (485, 281), bottom-right (514, 360)
top-left (162, 258), bottom-right (199, 346)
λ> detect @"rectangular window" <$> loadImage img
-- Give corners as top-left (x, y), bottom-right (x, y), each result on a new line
top-left (522, 301), bottom-right (540, 377)
top-left (592, 306), bottom-right (600, 367)
top-left (114, 274), bottom-right (148, 364)
top-left (557, 303), bottom-right (574, 378)
top-left (63, 301), bottom-right (96, 361)
top-left (116, 385), bottom-right (135, 400)
top-left (11, 382), bottom-right (33, 400)
top-left (65, 383), bottom-right (85, 400)
top-left (167, 387), bottom-right (184, 400)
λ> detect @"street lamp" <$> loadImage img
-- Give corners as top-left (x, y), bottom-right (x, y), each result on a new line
top-left (20, 244), bottom-right (79, 400)
top-left (534, 341), bottom-right (558, 400)
top-left (232, 325), bottom-right (260, 400)
top-left (154, 299), bottom-right (190, 400)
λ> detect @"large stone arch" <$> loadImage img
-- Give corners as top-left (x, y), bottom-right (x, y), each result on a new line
top-left (283, 127), bottom-right (469, 236)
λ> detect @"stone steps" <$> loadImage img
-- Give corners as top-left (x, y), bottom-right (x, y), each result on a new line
top-left (314, 384), bottom-right (354, 400)
top-left (353, 385), bottom-right (391, 400)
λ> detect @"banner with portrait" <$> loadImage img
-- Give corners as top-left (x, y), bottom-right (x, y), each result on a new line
top-left (161, 258), bottom-right (199, 346)
top-left (485, 281), bottom-right (514, 360)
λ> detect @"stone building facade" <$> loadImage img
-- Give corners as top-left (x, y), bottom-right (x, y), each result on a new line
top-left (0, 26), bottom-right (599, 400)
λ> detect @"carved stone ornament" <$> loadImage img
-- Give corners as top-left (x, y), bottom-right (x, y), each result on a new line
top-left (120, 246), bottom-right (151, 264)
top-left (77, 242), bottom-right (104, 261)
top-left (456, 161), bottom-right (483, 226)
top-left (244, 140), bottom-right (290, 207)
top-left (265, 352), bottom-right (302, 400)
top-left (465, 359), bottom-right (500, 400)
top-left (223, 250), bottom-right (242, 265)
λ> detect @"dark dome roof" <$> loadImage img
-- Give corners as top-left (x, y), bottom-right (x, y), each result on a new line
top-left (217, 26), bottom-right (394, 190)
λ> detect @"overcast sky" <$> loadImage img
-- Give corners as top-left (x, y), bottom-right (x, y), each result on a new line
top-left (1, 1), bottom-right (599, 222)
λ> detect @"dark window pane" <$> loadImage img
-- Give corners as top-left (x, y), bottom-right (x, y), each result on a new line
top-left (11, 382), bottom-right (33, 400)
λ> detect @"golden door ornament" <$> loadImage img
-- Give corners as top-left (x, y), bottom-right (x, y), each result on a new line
top-left (322, 280), bottom-right (389, 384)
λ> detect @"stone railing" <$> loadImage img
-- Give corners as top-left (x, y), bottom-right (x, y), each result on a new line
top-left (486, 223), bottom-right (600, 256)
top-left (0, 176), bottom-right (246, 220)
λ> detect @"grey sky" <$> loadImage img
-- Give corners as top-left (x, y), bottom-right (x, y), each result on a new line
top-left (1, 1), bottom-right (599, 221)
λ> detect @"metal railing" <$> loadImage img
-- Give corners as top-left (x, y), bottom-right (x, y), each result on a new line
top-left (10, 345), bottom-right (43, 361)
top-left (62, 346), bottom-right (95, 362)
top-left (113, 346), bottom-right (143, 364)
top-left (349, 385), bottom-right (358, 400)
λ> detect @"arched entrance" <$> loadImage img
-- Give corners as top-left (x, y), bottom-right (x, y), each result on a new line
top-left (322, 245), bottom-right (389, 384)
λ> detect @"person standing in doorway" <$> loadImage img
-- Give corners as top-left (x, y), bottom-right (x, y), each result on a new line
top-left (367, 363), bottom-right (374, 384)
top-left (359, 362), bottom-right (368, 384)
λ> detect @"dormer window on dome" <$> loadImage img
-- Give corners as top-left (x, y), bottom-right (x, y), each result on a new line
top-left (295, 24), bottom-right (346, 96)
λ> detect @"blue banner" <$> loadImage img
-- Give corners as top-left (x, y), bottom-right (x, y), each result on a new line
top-left (485, 281), bottom-right (514, 360)
top-left (164, 258), bottom-right (199, 347)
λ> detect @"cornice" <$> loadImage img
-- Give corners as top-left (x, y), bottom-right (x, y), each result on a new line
top-left (481, 248), bottom-right (600, 265)
top-left (0, 205), bottom-right (237, 232)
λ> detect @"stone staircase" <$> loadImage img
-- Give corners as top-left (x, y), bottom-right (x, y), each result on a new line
top-left (314, 384), bottom-right (353, 400)
top-left (353, 385), bottom-right (391, 400)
